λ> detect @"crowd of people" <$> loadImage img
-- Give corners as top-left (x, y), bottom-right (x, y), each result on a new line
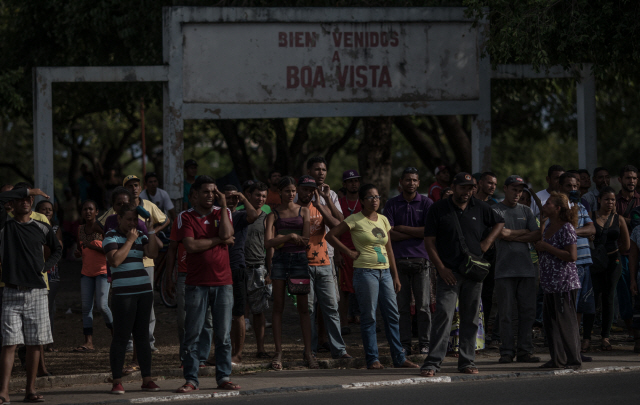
top-left (1, 157), bottom-right (640, 402)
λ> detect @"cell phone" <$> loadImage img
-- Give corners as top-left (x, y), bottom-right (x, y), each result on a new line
top-left (136, 205), bottom-right (151, 220)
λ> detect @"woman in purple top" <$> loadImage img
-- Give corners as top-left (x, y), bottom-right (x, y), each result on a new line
top-left (264, 176), bottom-right (312, 370)
top-left (534, 192), bottom-right (582, 370)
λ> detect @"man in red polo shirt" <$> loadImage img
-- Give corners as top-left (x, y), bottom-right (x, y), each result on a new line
top-left (175, 176), bottom-right (240, 392)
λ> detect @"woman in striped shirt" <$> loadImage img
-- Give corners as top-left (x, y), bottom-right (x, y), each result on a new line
top-left (103, 203), bottom-right (159, 394)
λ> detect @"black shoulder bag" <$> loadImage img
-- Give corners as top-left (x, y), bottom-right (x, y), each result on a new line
top-left (590, 212), bottom-right (614, 274)
top-left (449, 200), bottom-right (491, 282)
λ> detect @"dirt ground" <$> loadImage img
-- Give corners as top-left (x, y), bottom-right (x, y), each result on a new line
top-left (9, 259), bottom-right (637, 378)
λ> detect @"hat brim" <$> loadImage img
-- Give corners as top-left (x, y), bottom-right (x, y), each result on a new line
top-left (123, 178), bottom-right (140, 186)
top-left (454, 180), bottom-right (475, 186)
top-left (342, 176), bottom-right (361, 181)
top-left (298, 184), bottom-right (318, 188)
top-left (506, 181), bottom-right (528, 187)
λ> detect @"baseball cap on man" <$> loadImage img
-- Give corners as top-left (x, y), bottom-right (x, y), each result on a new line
top-left (184, 159), bottom-right (198, 169)
top-left (504, 175), bottom-right (528, 187)
top-left (342, 170), bottom-right (361, 182)
top-left (435, 165), bottom-right (448, 175)
top-left (452, 172), bottom-right (475, 186)
top-left (123, 175), bottom-right (140, 186)
top-left (297, 175), bottom-right (318, 188)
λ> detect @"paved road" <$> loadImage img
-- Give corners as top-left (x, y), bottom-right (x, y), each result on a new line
top-left (215, 371), bottom-right (640, 405)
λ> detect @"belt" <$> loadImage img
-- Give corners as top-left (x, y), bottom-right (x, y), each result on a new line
top-left (5, 284), bottom-right (33, 291)
top-left (396, 257), bottom-right (425, 263)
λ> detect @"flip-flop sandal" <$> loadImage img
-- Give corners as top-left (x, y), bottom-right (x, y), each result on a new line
top-left (600, 339), bottom-right (613, 351)
top-left (304, 353), bottom-right (320, 370)
top-left (0, 395), bottom-right (10, 404)
top-left (175, 383), bottom-right (198, 393)
top-left (217, 381), bottom-right (241, 390)
top-left (367, 361), bottom-right (384, 370)
top-left (72, 346), bottom-right (95, 353)
top-left (420, 369), bottom-right (436, 377)
top-left (122, 363), bottom-right (140, 376)
top-left (460, 367), bottom-right (478, 374)
top-left (23, 393), bottom-right (44, 403)
top-left (271, 352), bottom-right (283, 370)
top-left (256, 352), bottom-right (271, 359)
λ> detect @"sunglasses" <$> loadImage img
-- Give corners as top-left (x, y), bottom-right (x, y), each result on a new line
top-left (402, 167), bottom-right (419, 174)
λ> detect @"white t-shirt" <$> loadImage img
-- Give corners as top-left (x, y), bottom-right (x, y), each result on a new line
top-left (294, 189), bottom-right (343, 258)
top-left (140, 188), bottom-right (174, 216)
top-left (531, 189), bottom-right (550, 217)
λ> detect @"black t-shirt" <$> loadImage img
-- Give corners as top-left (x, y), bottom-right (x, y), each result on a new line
top-left (229, 210), bottom-right (249, 269)
top-left (424, 197), bottom-right (504, 271)
top-left (0, 189), bottom-right (62, 288)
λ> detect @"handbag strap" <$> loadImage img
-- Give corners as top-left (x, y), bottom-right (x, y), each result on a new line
top-left (448, 199), bottom-right (472, 256)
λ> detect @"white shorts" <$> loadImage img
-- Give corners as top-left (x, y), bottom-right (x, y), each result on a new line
top-left (2, 287), bottom-right (53, 346)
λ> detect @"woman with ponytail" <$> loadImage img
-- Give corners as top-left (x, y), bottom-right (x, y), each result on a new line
top-left (534, 192), bottom-right (582, 370)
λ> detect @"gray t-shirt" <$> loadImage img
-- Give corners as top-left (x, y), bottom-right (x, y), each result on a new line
top-left (244, 210), bottom-right (267, 266)
top-left (493, 202), bottom-right (539, 278)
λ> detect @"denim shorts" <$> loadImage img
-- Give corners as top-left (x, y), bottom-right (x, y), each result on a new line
top-left (271, 251), bottom-right (309, 281)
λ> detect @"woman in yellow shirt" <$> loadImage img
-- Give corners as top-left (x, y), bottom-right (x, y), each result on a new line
top-left (326, 184), bottom-right (418, 370)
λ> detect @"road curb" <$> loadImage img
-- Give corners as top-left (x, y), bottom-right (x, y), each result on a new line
top-left (55, 365), bottom-right (640, 405)
top-left (11, 354), bottom-right (413, 392)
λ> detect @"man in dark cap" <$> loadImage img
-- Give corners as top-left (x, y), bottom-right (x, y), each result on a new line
top-left (420, 173), bottom-right (504, 377)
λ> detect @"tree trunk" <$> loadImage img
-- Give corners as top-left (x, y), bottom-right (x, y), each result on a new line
top-left (358, 117), bottom-right (393, 204)
top-left (215, 120), bottom-right (254, 183)
top-left (437, 116), bottom-right (472, 173)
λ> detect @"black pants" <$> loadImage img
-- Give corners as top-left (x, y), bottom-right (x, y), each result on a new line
top-left (543, 290), bottom-right (581, 368)
top-left (231, 267), bottom-right (246, 317)
top-left (583, 254), bottom-right (622, 339)
top-left (110, 292), bottom-right (153, 379)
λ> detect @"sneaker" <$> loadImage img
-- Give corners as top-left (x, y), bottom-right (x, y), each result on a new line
top-left (419, 346), bottom-right (430, 355)
top-left (265, 321), bottom-right (273, 328)
top-left (111, 383), bottom-right (125, 395)
top-left (141, 381), bottom-right (161, 391)
top-left (516, 353), bottom-right (541, 363)
top-left (126, 341), bottom-right (133, 353)
top-left (498, 355), bottom-right (513, 364)
top-left (150, 343), bottom-right (159, 352)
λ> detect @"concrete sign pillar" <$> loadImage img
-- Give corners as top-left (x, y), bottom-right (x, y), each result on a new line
top-left (577, 66), bottom-right (598, 174)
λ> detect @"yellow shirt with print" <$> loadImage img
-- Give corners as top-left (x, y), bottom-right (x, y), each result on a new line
top-left (1, 211), bottom-right (51, 288)
top-left (344, 212), bottom-right (392, 270)
top-left (98, 199), bottom-right (167, 268)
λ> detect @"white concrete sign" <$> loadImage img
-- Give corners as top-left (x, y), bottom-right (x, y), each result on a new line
top-left (182, 22), bottom-right (478, 104)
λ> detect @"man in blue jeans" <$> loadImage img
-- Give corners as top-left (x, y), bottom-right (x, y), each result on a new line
top-left (167, 191), bottom-right (214, 367)
top-left (297, 176), bottom-right (352, 361)
top-left (383, 167), bottom-right (434, 355)
top-left (175, 176), bottom-right (240, 392)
